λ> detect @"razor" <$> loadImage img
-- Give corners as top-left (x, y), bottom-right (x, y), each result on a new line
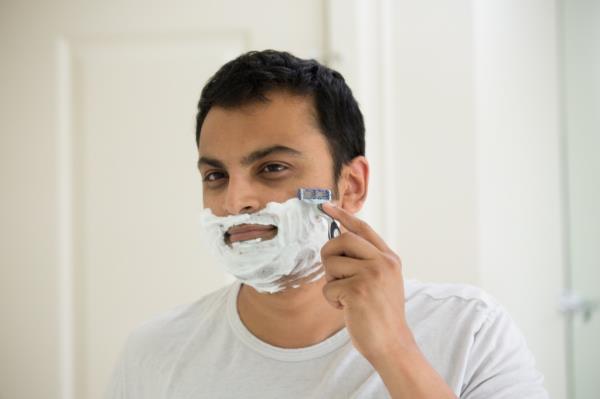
top-left (297, 188), bottom-right (341, 239)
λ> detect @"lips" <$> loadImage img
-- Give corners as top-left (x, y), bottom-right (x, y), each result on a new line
top-left (225, 224), bottom-right (277, 244)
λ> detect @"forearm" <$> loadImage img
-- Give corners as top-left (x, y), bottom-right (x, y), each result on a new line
top-left (371, 341), bottom-right (457, 399)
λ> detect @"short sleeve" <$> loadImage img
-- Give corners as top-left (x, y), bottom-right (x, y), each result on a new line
top-left (460, 306), bottom-right (549, 399)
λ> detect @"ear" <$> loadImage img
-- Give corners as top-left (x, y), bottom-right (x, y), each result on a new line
top-left (337, 156), bottom-right (369, 214)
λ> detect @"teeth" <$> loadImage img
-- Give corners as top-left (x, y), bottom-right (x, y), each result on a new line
top-left (242, 237), bottom-right (262, 243)
top-left (231, 237), bottom-right (263, 248)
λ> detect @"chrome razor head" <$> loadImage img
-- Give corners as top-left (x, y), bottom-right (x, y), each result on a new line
top-left (297, 188), bottom-right (332, 204)
top-left (297, 188), bottom-right (340, 239)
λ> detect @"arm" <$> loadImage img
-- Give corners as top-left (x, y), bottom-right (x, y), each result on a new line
top-left (372, 339), bottom-right (457, 399)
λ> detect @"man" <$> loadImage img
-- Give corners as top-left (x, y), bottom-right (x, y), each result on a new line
top-left (106, 50), bottom-right (548, 398)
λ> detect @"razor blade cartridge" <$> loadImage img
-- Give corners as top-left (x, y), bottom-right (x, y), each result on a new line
top-left (297, 188), bottom-right (332, 204)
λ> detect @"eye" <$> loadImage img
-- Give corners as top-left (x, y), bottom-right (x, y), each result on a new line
top-left (261, 163), bottom-right (288, 174)
top-left (203, 171), bottom-right (227, 182)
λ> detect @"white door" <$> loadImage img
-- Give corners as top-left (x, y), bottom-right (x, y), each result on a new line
top-left (0, 2), bottom-right (325, 398)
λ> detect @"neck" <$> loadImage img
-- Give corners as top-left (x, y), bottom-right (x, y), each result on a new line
top-left (237, 276), bottom-right (345, 348)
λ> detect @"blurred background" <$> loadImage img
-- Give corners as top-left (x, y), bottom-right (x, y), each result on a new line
top-left (1, 0), bottom-right (598, 398)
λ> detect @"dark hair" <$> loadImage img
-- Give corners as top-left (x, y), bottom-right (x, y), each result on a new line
top-left (195, 50), bottom-right (365, 182)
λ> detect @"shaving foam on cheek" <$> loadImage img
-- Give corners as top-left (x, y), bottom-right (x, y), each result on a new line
top-left (198, 198), bottom-right (330, 293)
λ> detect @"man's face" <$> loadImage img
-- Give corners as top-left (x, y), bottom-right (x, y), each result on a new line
top-left (197, 90), bottom-right (336, 244)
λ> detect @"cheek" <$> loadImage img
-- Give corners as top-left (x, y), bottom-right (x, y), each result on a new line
top-left (201, 191), bottom-right (221, 214)
top-left (302, 154), bottom-right (336, 187)
top-left (302, 166), bottom-right (336, 191)
top-left (262, 187), bottom-right (298, 204)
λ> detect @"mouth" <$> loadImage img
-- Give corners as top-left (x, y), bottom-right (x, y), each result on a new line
top-left (225, 224), bottom-right (278, 245)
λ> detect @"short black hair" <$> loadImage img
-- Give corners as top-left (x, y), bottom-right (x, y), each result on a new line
top-left (195, 50), bottom-right (365, 182)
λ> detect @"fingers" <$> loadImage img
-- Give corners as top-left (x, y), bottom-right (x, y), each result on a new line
top-left (322, 275), bottom-right (381, 310)
top-left (322, 250), bottom-right (399, 283)
top-left (322, 276), bottom-right (356, 310)
top-left (321, 203), bottom-right (391, 253)
top-left (321, 230), bottom-right (378, 261)
top-left (322, 255), bottom-right (365, 282)
top-left (319, 203), bottom-right (404, 313)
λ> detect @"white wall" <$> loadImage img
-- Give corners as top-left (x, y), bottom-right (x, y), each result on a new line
top-left (473, 1), bottom-right (567, 398)
top-left (329, 0), bottom-right (479, 285)
top-left (562, 0), bottom-right (600, 397)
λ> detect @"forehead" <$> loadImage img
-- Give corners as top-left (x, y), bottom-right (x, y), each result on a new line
top-left (198, 91), bottom-right (327, 157)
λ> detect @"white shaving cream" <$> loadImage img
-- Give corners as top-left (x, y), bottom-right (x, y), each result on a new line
top-left (198, 197), bottom-right (330, 293)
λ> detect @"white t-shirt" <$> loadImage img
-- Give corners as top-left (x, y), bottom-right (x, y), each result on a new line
top-left (105, 279), bottom-right (549, 398)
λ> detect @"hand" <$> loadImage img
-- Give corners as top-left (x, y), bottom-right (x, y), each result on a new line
top-left (319, 203), bottom-right (416, 363)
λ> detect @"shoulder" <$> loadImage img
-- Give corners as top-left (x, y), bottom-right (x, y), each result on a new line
top-left (404, 282), bottom-right (549, 397)
top-left (123, 282), bottom-right (235, 358)
top-left (404, 279), bottom-right (503, 334)
top-left (106, 283), bottom-right (238, 397)
top-left (405, 278), bottom-right (500, 309)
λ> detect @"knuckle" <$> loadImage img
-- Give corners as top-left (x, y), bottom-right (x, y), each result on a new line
top-left (350, 281), bottom-right (369, 298)
top-left (322, 283), bottom-right (329, 296)
top-left (334, 232), bottom-right (353, 249)
top-left (320, 242), bottom-right (332, 258)
top-left (366, 264), bottom-right (383, 280)
top-left (322, 283), bottom-right (334, 300)
top-left (339, 231), bottom-right (352, 243)
top-left (383, 253), bottom-right (401, 269)
top-left (319, 245), bottom-right (328, 258)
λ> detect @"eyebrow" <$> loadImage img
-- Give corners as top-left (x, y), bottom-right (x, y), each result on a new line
top-left (197, 145), bottom-right (303, 170)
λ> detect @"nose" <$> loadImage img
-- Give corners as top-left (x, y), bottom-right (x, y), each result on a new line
top-left (223, 175), bottom-right (262, 215)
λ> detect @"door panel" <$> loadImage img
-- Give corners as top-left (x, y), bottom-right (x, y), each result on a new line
top-left (71, 33), bottom-right (245, 398)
